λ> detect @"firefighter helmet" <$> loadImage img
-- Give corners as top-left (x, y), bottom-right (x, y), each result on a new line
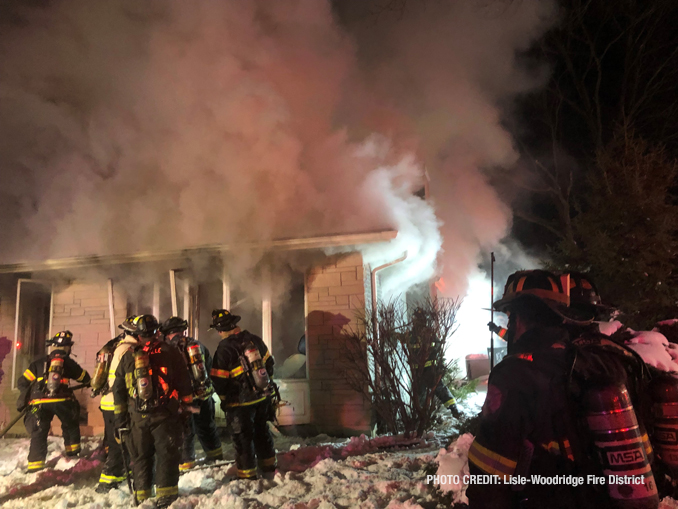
top-left (493, 270), bottom-right (591, 323)
top-left (209, 309), bottom-right (241, 332)
top-left (160, 316), bottom-right (188, 335)
top-left (118, 315), bottom-right (138, 333)
top-left (567, 272), bottom-right (615, 317)
top-left (47, 330), bottom-right (74, 347)
top-left (129, 314), bottom-right (159, 338)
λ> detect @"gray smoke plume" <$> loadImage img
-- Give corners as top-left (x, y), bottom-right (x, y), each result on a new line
top-left (0, 0), bottom-right (554, 298)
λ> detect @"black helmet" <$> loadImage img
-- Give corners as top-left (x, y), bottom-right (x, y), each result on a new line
top-left (493, 270), bottom-right (591, 324)
top-left (160, 316), bottom-right (188, 335)
top-left (48, 330), bottom-right (74, 347)
top-left (567, 272), bottom-right (615, 317)
top-left (209, 309), bottom-right (241, 332)
top-left (129, 314), bottom-right (159, 338)
top-left (118, 315), bottom-right (138, 333)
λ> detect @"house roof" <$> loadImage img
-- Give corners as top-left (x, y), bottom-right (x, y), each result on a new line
top-left (0, 230), bottom-right (398, 273)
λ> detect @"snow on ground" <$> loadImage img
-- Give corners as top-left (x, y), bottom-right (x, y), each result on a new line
top-left (0, 424), bottom-right (459, 509)
top-left (625, 330), bottom-right (678, 372)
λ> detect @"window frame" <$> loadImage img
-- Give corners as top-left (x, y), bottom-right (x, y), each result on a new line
top-left (11, 278), bottom-right (54, 390)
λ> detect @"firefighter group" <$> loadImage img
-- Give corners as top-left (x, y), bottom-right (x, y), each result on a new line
top-left (16, 309), bottom-right (278, 508)
top-left (14, 268), bottom-right (678, 509)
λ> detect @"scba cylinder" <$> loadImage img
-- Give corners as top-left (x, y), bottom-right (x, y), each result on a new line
top-left (133, 350), bottom-right (153, 401)
top-left (46, 357), bottom-right (64, 397)
top-left (584, 384), bottom-right (659, 509)
top-left (91, 345), bottom-right (114, 392)
top-left (244, 344), bottom-right (270, 391)
top-left (650, 373), bottom-right (678, 470)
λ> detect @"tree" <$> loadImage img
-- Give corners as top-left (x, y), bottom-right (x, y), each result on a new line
top-left (508, 0), bottom-right (678, 246)
top-left (550, 133), bottom-right (678, 327)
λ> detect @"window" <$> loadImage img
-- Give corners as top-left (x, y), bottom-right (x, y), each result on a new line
top-left (12, 279), bottom-right (52, 389)
top-left (271, 276), bottom-right (306, 380)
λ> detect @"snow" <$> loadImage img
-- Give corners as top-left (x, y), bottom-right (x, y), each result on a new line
top-left (0, 428), bottom-right (453, 509)
top-left (624, 330), bottom-right (678, 372)
top-left (596, 320), bottom-right (623, 336)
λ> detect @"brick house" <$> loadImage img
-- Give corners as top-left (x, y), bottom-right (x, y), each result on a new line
top-left (0, 230), bottom-right (398, 437)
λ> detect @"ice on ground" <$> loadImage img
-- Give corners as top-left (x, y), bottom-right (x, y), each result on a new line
top-left (625, 330), bottom-right (678, 372)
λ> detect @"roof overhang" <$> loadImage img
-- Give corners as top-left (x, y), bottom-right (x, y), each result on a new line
top-left (0, 230), bottom-right (398, 274)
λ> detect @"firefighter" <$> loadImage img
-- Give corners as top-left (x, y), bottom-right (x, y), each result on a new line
top-left (408, 307), bottom-right (461, 418)
top-left (467, 270), bottom-right (658, 509)
top-left (95, 316), bottom-right (138, 492)
top-left (112, 314), bottom-right (193, 508)
top-left (160, 316), bottom-right (223, 471)
top-left (17, 331), bottom-right (91, 473)
top-left (209, 309), bottom-right (277, 480)
top-left (467, 270), bottom-right (594, 508)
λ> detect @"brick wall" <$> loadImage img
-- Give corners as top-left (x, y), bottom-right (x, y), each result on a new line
top-left (0, 277), bottom-right (129, 436)
top-left (50, 280), bottom-right (128, 435)
top-left (306, 252), bottom-right (371, 435)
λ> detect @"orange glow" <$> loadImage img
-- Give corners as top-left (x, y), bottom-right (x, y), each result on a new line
top-left (435, 277), bottom-right (446, 293)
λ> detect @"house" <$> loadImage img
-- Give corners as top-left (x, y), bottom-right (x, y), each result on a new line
top-left (0, 230), bottom-right (400, 437)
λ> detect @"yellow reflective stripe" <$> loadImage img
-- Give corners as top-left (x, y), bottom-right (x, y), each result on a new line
top-left (27, 460), bottom-right (45, 471)
top-left (443, 398), bottom-right (456, 407)
top-left (179, 461), bottom-right (195, 472)
top-left (220, 396), bottom-right (267, 407)
top-left (29, 398), bottom-right (69, 404)
top-left (262, 351), bottom-right (271, 363)
top-left (230, 366), bottom-right (244, 377)
top-left (77, 371), bottom-right (87, 382)
top-left (23, 369), bottom-right (36, 382)
top-left (65, 443), bottom-right (80, 452)
top-left (210, 368), bottom-right (230, 379)
top-left (100, 400), bottom-right (115, 411)
top-left (124, 372), bottom-right (133, 388)
top-left (135, 489), bottom-right (151, 501)
top-left (237, 468), bottom-right (257, 479)
top-left (259, 456), bottom-right (277, 467)
top-left (114, 403), bottom-right (128, 415)
top-left (156, 485), bottom-right (179, 497)
top-left (205, 447), bottom-right (223, 459)
top-left (99, 473), bottom-right (126, 483)
top-left (468, 440), bottom-right (517, 479)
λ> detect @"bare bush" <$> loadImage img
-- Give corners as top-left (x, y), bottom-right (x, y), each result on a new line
top-left (342, 297), bottom-right (461, 437)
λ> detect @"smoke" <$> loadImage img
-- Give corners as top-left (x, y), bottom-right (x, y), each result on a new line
top-left (0, 0), bottom-right (554, 300)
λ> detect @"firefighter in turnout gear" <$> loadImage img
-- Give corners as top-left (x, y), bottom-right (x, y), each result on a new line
top-left (210, 309), bottom-right (278, 480)
top-left (17, 331), bottom-right (91, 473)
top-left (112, 314), bottom-right (193, 508)
top-left (160, 316), bottom-right (223, 471)
top-left (408, 307), bottom-right (461, 418)
top-left (466, 270), bottom-right (659, 509)
top-left (95, 317), bottom-right (138, 493)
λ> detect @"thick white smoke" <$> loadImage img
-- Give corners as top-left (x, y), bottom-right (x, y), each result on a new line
top-left (0, 0), bottom-right (554, 300)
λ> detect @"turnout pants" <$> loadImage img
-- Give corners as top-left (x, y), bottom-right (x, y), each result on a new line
top-left (417, 367), bottom-right (460, 417)
top-left (225, 400), bottom-right (276, 479)
top-left (127, 410), bottom-right (182, 503)
top-left (98, 409), bottom-right (126, 485)
top-left (25, 399), bottom-right (81, 472)
top-left (180, 396), bottom-right (223, 470)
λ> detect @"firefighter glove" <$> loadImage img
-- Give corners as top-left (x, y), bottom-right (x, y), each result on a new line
top-left (487, 322), bottom-right (502, 334)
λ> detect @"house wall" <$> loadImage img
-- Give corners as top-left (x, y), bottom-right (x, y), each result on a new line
top-left (0, 277), bottom-right (128, 437)
top-left (0, 250), bottom-right (374, 438)
top-left (306, 252), bottom-right (371, 435)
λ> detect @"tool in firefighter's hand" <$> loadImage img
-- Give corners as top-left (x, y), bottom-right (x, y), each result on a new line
top-left (0, 382), bottom-right (90, 439)
top-left (116, 427), bottom-right (137, 506)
